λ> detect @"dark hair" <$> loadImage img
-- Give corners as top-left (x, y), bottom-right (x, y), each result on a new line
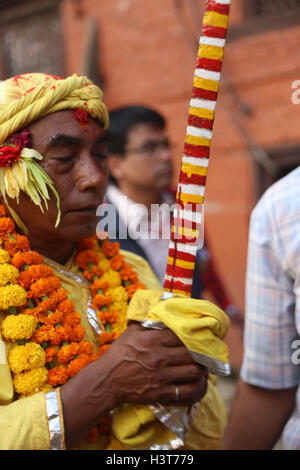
top-left (108, 105), bottom-right (166, 156)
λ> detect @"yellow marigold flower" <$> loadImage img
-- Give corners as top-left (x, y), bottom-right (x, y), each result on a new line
top-left (18, 382), bottom-right (53, 399)
top-left (1, 314), bottom-right (36, 342)
top-left (0, 248), bottom-right (10, 264)
top-left (98, 258), bottom-right (111, 273)
top-left (39, 383), bottom-right (53, 393)
top-left (8, 342), bottom-right (46, 374)
top-left (101, 270), bottom-right (122, 288)
top-left (0, 284), bottom-right (27, 310)
top-left (0, 263), bottom-right (20, 287)
top-left (112, 319), bottom-right (127, 336)
top-left (107, 286), bottom-right (128, 303)
top-left (111, 300), bottom-right (128, 318)
top-left (13, 367), bottom-right (48, 396)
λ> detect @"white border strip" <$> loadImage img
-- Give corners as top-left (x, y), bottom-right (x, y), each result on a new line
top-left (182, 155), bottom-right (209, 166)
top-left (190, 98), bottom-right (216, 111)
top-left (169, 241), bottom-right (199, 255)
top-left (164, 274), bottom-right (193, 286)
top-left (194, 67), bottom-right (221, 82)
top-left (179, 183), bottom-right (205, 196)
top-left (199, 36), bottom-right (226, 48)
top-left (174, 208), bottom-right (203, 223)
top-left (187, 125), bottom-right (212, 139)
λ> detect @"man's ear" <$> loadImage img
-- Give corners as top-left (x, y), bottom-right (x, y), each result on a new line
top-left (107, 154), bottom-right (125, 182)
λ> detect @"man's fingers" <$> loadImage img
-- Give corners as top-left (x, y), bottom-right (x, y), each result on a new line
top-left (158, 328), bottom-right (184, 347)
top-left (165, 379), bottom-right (208, 406)
top-left (160, 364), bottom-right (205, 384)
top-left (161, 348), bottom-right (196, 367)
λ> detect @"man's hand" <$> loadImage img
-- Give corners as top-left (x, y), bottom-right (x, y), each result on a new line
top-left (101, 323), bottom-right (208, 407)
top-left (61, 322), bottom-right (208, 449)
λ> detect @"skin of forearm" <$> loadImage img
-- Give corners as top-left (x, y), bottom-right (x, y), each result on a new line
top-left (222, 378), bottom-right (297, 450)
top-left (60, 359), bottom-right (117, 449)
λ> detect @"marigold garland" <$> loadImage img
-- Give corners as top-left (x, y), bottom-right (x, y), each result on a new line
top-left (0, 205), bottom-right (145, 449)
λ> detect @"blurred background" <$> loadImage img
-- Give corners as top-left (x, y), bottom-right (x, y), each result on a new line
top-left (1, 0), bottom-right (300, 375)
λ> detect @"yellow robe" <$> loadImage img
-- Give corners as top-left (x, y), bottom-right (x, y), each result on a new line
top-left (0, 250), bottom-right (228, 450)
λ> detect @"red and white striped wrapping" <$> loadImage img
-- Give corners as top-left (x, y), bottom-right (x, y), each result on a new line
top-left (163, 0), bottom-right (231, 297)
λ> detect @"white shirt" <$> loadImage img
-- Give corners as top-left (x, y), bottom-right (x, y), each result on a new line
top-left (106, 184), bottom-right (173, 284)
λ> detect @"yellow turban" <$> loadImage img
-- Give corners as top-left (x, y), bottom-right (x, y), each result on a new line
top-left (0, 73), bottom-right (109, 144)
top-left (0, 73), bottom-right (109, 232)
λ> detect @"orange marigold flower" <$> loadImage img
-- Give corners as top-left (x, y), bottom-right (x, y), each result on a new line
top-left (100, 240), bottom-right (120, 258)
top-left (48, 325), bottom-right (71, 345)
top-left (89, 280), bottom-right (109, 296)
top-left (29, 276), bottom-right (61, 299)
top-left (57, 342), bottom-right (79, 364)
top-left (75, 250), bottom-right (99, 270)
top-left (22, 303), bottom-right (44, 320)
top-left (11, 251), bottom-right (43, 270)
top-left (44, 310), bottom-right (64, 326)
top-left (119, 264), bottom-right (138, 282)
top-left (48, 365), bottom-right (69, 386)
top-left (64, 312), bottom-right (81, 326)
top-left (68, 324), bottom-right (85, 342)
top-left (45, 347), bottom-right (57, 363)
top-left (32, 324), bottom-right (54, 344)
top-left (78, 340), bottom-right (94, 355)
top-left (3, 234), bottom-right (30, 256)
top-left (57, 299), bottom-right (75, 315)
top-left (91, 293), bottom-right (112, 311)
top-left (110, 254), bottom-right (125, 271)
top-left (15, 235), bottom-right (30, 251)
top-left (98, 309), bottom-right (118, 325)
top-left (0, 217), bottom-right (15, 234)
top-left (83, 265), bottom-right (103, 282)
top-left (99, 331), bottom-right (117, 346)
top-left (67, 353), bottom-right (92, 378)
top-left (38, 288), bottom-right (68, 312)
top-left (77, 236), bottom-right (97, 252)
top-left (18, 265), bottom-right (54, 290)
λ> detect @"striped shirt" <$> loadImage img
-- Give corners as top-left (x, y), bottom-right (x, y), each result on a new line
top-left (241, 166), bottom-right (300, 449)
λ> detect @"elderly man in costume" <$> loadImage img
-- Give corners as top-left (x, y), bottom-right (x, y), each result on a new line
top-left (0, 73), bottom-right (230, 450)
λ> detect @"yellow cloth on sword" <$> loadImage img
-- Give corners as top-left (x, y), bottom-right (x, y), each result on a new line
top-left (112, 289), bottom-right (230, 450)
top-left (127, 290), bottom-right (230, 365)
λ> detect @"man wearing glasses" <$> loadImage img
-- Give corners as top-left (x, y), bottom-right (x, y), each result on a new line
top-left (105, 105), bottom-right (174, 285)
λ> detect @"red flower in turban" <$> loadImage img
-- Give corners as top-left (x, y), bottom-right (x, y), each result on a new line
top-left (0, 144), bottom-right (21, 167)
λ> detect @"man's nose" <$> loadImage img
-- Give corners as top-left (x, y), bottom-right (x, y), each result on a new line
top-left (75, 152), bottom-right (106, 192)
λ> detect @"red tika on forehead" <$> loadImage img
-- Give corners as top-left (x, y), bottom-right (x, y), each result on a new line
top-left (73, 108), bottom-right (90, 131)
